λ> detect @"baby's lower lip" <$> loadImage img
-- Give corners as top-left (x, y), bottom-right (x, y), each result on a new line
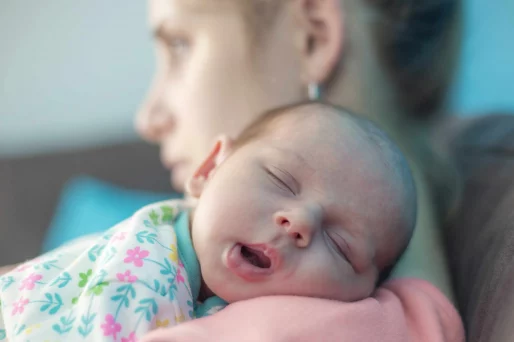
top-left (225, 244), bottom-right (276, 282)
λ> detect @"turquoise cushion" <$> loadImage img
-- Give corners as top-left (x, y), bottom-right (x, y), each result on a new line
top-left (42, 176), bottom-right (180, 253)
top-left (450, 0), bottom-right (514, 115)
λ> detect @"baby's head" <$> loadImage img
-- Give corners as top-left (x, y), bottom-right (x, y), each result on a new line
top-left (186, 102), bottom-right (416, 303)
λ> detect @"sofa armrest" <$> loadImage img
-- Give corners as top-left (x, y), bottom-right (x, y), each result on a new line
top-left (438, 114), bottom-right (514, 342)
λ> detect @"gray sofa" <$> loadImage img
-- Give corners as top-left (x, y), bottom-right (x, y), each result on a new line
top-left (0, 142), bottom-right (170, 265)
top-left (2, 115), bottom-right (514, 341)
top-left (440, 114), bottom-right (514, 342)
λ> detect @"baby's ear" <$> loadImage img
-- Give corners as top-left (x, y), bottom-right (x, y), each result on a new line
top-left (185, 135), bottom-right (233, 198)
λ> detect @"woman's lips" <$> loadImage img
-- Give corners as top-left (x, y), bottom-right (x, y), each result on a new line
top-left (225, 243), bottom-right (279, 282)
top-left (161, 159), bottom-right (190, 189)
top-left (161, 158), bottom-right (188, 171)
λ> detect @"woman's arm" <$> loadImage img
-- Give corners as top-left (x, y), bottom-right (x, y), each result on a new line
top-left (141, 279), bottom-right (463, 342)
top-left (0, 264), bottom-right (18, 276)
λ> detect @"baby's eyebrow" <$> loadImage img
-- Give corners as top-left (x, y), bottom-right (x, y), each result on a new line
top-left (268, 145), bottom-right (317, 182)
top-left (270, 146), bottom-right (308, 167)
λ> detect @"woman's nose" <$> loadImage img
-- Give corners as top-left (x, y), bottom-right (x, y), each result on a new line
top-left (274, 204), bottom-right (322, 248)
top-left (136, 96), bottom-right (175, 143)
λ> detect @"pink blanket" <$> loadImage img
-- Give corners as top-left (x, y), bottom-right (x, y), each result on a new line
top-left (141, 278), bottom-right (464, 342)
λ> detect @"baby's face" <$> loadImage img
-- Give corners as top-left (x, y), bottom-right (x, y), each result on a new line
top-left (191, 112), bottom-right (402, 303)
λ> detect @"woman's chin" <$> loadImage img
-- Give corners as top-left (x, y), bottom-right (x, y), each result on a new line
top-left (170, 168), bottom-right (189, 192)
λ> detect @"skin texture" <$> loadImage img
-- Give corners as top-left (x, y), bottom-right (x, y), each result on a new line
top-left (187, 106), bottom-right (415, 303)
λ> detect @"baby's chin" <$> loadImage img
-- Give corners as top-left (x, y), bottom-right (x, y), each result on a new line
top-left (209, 284), bottom-right (276, 304)
top-left (202, 273), bottom-right (275, 304)
top-left (206, 279), bottom-right (353, 304)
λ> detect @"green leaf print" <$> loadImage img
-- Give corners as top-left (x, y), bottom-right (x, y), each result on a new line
top-left (135, 298), bottom-right (158, 322)
top-left (136, 231), bottom-right (158, 244)
top-left (49, 272), bottom-right (72, 288)
top-left (41, 259), bottom-right (61, 270)
top-left (78, 325), bottom-right (93, 337)
top-left (112, 284), bottom-right (136, 318)
top-left (103, 246), bottom-right (117, 263)
top-left (87, 281), bottom-right (110, 296)
top-left (149, 210), bottom-right (160, 226)
top-left (0, 329), bottom-right (6, 340)
top-left (78, 298), bottom-right (96, 337)
top-left (153, 280), bottom-right (160, 292)
top-left (160, 258), bottom-right (173, 275)
top-left (161, 206), bottom-right (175, 223)
top-left (14, 324), bottom-right (26, 336)
top-left (1, 276), bottom-right (14, 291)
top-left (78, 269), bottom-right (93, 288)
top-left (52, 313), bottom-right (75, 335)
top-left (88, 244), bottom-right (105, 262)
top-left (39, 293), bottom-right (63, 315)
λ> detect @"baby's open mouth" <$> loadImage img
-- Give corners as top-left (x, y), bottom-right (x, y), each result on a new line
top-left (240, 245), bottom-right (272, 269)
top-left (225, 243), bottom-right (278, 281)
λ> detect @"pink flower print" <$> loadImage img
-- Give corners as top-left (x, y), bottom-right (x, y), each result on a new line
top-left (116, 270), bottom-right (138, 283)
top-left (176, 268), bottom-right (185, 284)
top-left (124, 247), bottom-right (149, 267)
top-left (19, 273), bottom-right (42, 291)
top-left (112, 231), bottom-right (127, 242)
top-left (101, 314), bottom-right (122, 339)
top-left (121, 332), bottom-right (137, 342)
top-left (178, 259), bottom-right (184, 268)
top-left (11, 297), bottom-right (29, 316)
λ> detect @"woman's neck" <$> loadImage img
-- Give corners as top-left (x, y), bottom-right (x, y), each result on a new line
top-left (326, 1), bottom-right (406, 133)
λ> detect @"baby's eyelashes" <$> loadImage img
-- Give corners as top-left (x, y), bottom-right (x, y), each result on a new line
top-left (265, 166), bottom-right (296, 195)
top-left (326, 231), bottom-right (350, 262)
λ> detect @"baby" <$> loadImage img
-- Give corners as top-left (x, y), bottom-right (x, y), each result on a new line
top-left (0, 102), bottom-right (416, 341)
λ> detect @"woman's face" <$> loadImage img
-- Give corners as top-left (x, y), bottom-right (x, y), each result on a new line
top-left (137, 0), bottom-right (306, 190)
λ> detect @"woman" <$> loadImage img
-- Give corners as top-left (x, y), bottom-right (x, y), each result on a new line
top-left (135, 0), bottom-right (462, 340)
top-left (1, 0), bottom-right (462, 339)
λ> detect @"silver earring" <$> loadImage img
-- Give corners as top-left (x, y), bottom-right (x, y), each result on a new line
top-left (308, 83), bottom-right (321, 100)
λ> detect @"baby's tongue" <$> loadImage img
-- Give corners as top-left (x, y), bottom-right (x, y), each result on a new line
top-left (241, 245), bottom-right (271, 268)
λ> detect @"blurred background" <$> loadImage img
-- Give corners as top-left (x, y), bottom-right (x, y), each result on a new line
top-left (0, 0), bottom-right (513, 264)
top-left (1, 0), bottom-right (513, 159)
top-left (0, 0), bottom-right (152, 157)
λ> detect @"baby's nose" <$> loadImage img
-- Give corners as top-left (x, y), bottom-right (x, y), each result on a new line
top-left (274, 205), bottom-right (322, 248)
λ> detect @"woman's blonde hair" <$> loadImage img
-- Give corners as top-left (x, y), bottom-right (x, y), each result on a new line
top-left (235, 0), bottom-right (460, 218)
top-left (235, 0), bottom-right (459, 119)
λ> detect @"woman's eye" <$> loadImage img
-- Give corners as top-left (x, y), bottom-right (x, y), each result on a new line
top-left (266, 168), bottom-right (295, 195)
top-left (167, 37), bottom-right (189, 56)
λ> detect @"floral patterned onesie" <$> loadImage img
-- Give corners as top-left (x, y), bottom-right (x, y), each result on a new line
top-left (0, 200), bottom-right (226, 342)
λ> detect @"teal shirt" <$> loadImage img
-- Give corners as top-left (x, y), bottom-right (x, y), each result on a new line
top-left (174, 210), bottom-right (227, 317)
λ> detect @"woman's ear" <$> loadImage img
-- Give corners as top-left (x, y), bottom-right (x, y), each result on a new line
top-left (185, 135), bottom-right (233, 198)
top-left (292, 0), bottom-right (344, 85)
